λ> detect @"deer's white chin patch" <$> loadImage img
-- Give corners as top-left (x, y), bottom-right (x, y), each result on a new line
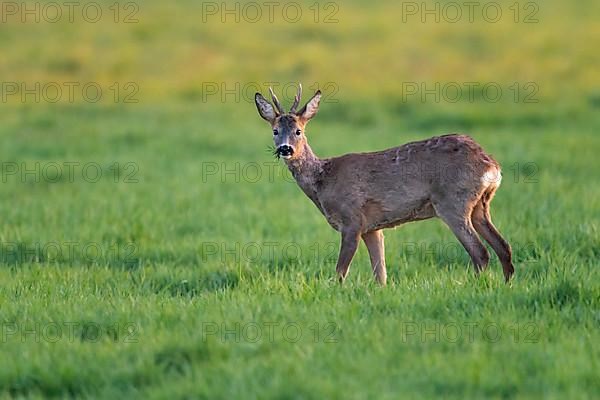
top-left (281, 155), bottom-right (293, 160)
top-left (482, 168), bottom-right (502, 187)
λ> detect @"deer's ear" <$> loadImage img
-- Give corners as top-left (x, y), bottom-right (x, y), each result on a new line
top-left (255, 93), bottom-right (278, 123)
top-left (297, 90), bottom-right (321, 123)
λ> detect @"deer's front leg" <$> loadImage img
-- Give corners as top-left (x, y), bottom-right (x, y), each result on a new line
top-left (362, 230), bottom-right (387, 286)
top-left (336, 230), bottom-right (360, 283)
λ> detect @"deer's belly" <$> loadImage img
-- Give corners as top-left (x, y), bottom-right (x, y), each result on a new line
top-left (317, 197), bottom-right (436, 232)
top-left (365, 199), bottom-right (436, 231)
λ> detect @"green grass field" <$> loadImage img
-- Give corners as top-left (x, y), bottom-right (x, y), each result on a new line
top-left (1, 0), bottom-right (599, 398)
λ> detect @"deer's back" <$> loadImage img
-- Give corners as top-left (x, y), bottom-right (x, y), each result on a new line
top-left (315, 134), bottom-right (500, 231)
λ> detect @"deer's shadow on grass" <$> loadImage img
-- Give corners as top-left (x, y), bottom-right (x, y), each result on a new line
top-left (515, 277), bottom-right (597, 315)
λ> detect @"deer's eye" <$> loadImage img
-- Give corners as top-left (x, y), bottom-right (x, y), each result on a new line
top-left (273, 129), bottom-right (278, 136)
top-left (296, 129), bottom-right (302, 136)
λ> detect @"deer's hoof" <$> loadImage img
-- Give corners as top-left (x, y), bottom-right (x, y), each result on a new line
top-left (503, 264), bottom-right (515, 283)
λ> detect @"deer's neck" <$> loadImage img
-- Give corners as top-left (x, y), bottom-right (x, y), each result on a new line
top-left (285, 143), bottom-right (324, 203)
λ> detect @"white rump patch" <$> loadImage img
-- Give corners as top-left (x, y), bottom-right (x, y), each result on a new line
top-left (482, 168), bottom-right (502, 187)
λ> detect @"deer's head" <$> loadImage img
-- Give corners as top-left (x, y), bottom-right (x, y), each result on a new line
top-left (255, 84), bottom-right (321, 160)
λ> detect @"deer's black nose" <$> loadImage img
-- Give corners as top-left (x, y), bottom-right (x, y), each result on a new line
top-left (277, 145), bottom-right (294, 157)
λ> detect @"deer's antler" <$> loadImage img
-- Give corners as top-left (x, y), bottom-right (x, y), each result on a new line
top-left (290, 83), bottom-right (303, 113)
top-left (269, 87), bottom-right (284, 114)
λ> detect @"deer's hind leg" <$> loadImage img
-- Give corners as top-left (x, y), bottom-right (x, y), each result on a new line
top-left (432, 199), bottom-right (490, 274)
top-left (471, 188), bottom-right (514, 282)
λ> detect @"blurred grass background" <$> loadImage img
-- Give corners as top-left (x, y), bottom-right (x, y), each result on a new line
top-left (1, 0), bottom-right (599, 106)
top-left (0, 0), bottom-right (599, 398)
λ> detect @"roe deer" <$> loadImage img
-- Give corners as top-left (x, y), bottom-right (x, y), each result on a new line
top-left (255, 84), bottom-right (514, 285)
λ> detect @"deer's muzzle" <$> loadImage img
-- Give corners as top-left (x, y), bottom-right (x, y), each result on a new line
top-left (277, 145), bottom-right (294, 158)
